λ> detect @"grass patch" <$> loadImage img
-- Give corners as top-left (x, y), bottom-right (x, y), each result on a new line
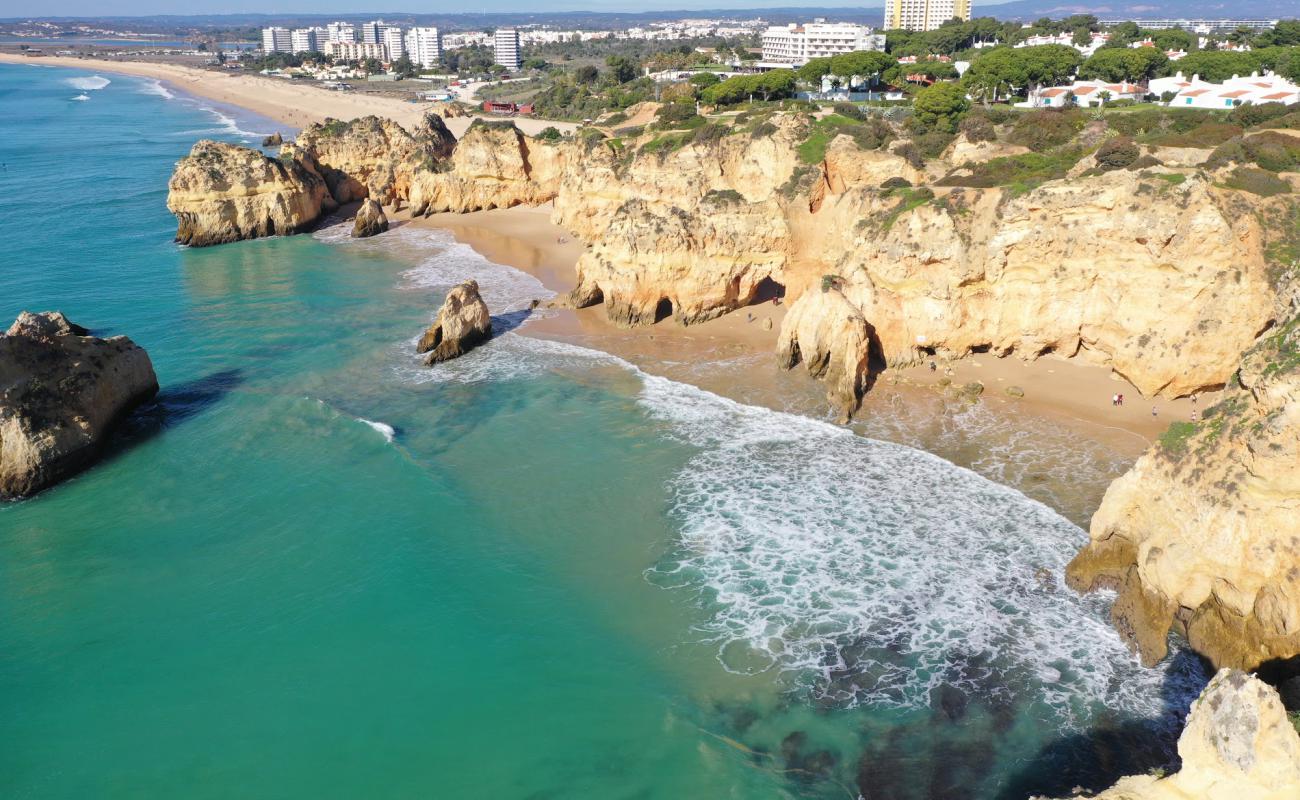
top-left (1221, 167), bottom-right (1292, 197)
top-left (878, 186), bottom-right (935, 232)
top-left (1154, 172), bottom-right (1187, 186)
top-left (796, 113), bottom-right (893, 165)
top-left (1158, 421), bottom-right (1200, 456)
top-left (937, 150), bottom-right (1083, 195)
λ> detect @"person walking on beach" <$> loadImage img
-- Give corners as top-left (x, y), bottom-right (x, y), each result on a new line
top-left (1112, 394), bottom-right (1118, 407)
top-left (1152, 406), bottom-right (1158, 417)
top-left (1118, 394), bottom-right (1124, 407)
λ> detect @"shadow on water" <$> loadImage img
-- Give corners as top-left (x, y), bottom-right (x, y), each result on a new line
top-left (491, 307), bottom-right (533, 336)
top-left (109, 369), bottom-right (245, 451)
top-left (995, 649), bottom-right (1214, 800)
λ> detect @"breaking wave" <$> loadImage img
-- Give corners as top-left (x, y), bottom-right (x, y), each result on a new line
top-left (65, 75), bottom-right (110, 91)
top-left (358, 418), bottom-right (396, 442)
top-left (136, 78), bottom-right (174, 99)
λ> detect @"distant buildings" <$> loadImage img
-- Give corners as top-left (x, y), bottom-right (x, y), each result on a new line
top-left (382, 27), bottom-right (405, 60)
top-left (261, 27), bottom-right (291, 54)
top-left (1099, 18), bottom-right (1279, 34)
top-left (759, 20), bottom-right (885, 67)
top-left (290, 27), bottom-right (325, 54)
top-left (885, 0), bottom-right (973, 32)
top-left (1150, 70), bottom-right (1300, 108)
top-left (326, 22), bottom-right (357, 43)
top-left (495, 28), bottom-right (521, 71)
top-left (404, 27), bottom-right (443, 69)
top-left (323, 41), bottom-right (388, 62)
top-left (1027, 80), bottom-right (1146, 108)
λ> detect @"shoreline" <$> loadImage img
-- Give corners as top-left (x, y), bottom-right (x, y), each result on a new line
top-left (409, 205), bottom-right (1207, 447)
top-left (0, 53), bottom-right (578, 137)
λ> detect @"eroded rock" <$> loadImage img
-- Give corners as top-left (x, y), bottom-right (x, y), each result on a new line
top-left (777, 286), bottom-right (873, 422)
top-left (416, 280), bottom-right (492, 364)
top-left (352, 198), bottom-right (389, 238)
top-left (0, 312), bottom-right (158, 500)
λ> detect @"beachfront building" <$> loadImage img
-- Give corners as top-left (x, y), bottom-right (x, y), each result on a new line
top-left (885, 0), bottom-right (973, 32)
top-left (1026, 80), bottom-right (1146, 108)
top-left (261, 27), bottom-right (292, 54)
top-left (382, 27), bottom-right (406, 61)
top-left (290, 27), bottom-right (326, 54)
top-left (326, 22), bottom-right (357, 43)
top-left (404, 27), bottom-right (443, 69)
top-left (1151, 71), bottom-right (1300, 109)
top-left (759, 21), bottom-right (885, 67)
top-left (495, 28), bottom-right (521, 71)
top-left (324, 41), bottom-right (388, 62)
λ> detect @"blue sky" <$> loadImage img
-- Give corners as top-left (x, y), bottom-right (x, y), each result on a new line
top-left (4, 1), bottom-right (895, 16)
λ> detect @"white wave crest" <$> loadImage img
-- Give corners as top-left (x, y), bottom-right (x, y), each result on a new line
top-left (358, 418), bottom-right (395, 442)
top-left (72, 94), bottom-right (89, 101)
top-left (65, 75), bottom-right (110, 91)
top-left (136, 78), bottom-right (174, 99)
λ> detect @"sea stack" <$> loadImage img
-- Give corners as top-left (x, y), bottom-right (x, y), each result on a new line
top-left (416, 280), bottom-right (492, 365)
top-left (0, 312), bottom-right (158, 500)
top-left (776, 286), bottom-right (873, 423)
top-left (351, 198), bottom-right (389, 238)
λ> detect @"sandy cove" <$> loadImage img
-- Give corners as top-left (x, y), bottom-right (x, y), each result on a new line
top-left (409, 204), bottom-right (1210, 447)
top-left (0, 53), bottom-right (577, 137)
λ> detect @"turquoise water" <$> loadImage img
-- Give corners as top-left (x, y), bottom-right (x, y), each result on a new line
top-left (0, 65), bottom-right (1207, 799)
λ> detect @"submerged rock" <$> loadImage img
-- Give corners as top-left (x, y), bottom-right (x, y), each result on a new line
top-left (166, 139), bottom-right (334, 247)
top-left (351, 198), bottom-right (389, 238)
top-left (416, 280), bottom-right (492, 365)
top-left (1038, 669), bottom-right (1300, 799)
top-left (777, 287), bottom-right (873, 423)
top-left (0, 312), bottom-right (158, 500)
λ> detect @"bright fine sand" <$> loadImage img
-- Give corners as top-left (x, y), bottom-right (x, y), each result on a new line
top-left (0, 53), bottom-right (577, 137)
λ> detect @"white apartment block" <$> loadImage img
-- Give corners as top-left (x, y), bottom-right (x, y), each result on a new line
top-left (382, 27), bottom-right (405, 61)
top-left (290, 27), bottom-right (325, 54)
top-left (495, 28), bottom-right (521, 70)
top-left (1100, 18), bottom-right (1279, 33)
top-left (885, 0), bottom-right (973, 32)
top-left (760, 21), bottom-right (885, 66)
top-left (361, 20), bottom-right (390, 45)
top-left (261, 27), bottom-right (292, 54)
top-left (404, 27), bottom-right (443, 69)
top-left (324, 41), bottom-right (388, 62)
top-left (326, 22), bottom-right (357, 43)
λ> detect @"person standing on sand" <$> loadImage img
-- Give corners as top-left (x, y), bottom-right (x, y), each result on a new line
top-left (1112, 394), bottom-right (1118, 407)
top-left (1119, 394), bottom-right (1124, 406)
top-left (1152, 406), bottom-right (1158, 417)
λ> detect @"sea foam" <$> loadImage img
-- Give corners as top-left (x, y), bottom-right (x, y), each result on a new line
top-left (65, 75), bottom-right (110, 91)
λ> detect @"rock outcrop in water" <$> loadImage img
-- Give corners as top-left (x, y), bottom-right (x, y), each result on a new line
top-left (167, 139), bottom-right (335, 246)
top-left (352, 198), bottom-right (388, 238)
top-left (1040, 669), bottom-right (1300, 800)
top-left (777, 284), bottom-right (874, 422)
top-left (1068, 313), bottom-right (1300, 671)
top-left (0, 311), bottom-right (158, 500)
top-left (416, 280), bottom-right (492, 364)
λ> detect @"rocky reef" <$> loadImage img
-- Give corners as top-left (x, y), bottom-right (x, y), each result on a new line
top-left (1, 311), bottom-right (158, 500)
top-left (1068, 311), bottom-right (1300, 671)
top-left (352, 198), bottom-right (388, 238)
top-left (1039, 669), bottom-right (1300, 800)
top-left (167, 139), bottom-right (335, 247)
top-left (416, 280), bottom-right (492, 364)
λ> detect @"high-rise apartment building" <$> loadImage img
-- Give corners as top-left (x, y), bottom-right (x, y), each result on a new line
top-left (290, 27), bottom-right (326, 54)
top-left (382, 27), bottom-right (406, 61)
top-left (323, 41), bottom-right (388, 62)
top-left (261, 27), bottom-right (292, 53)
top-left (494, 28), bottom-right (521, 71)
top-left (361, 20), bottom-right (386, 44)
top-left (404, 27), bottom-right (443, 69)
top-left (760, 20), bottom-right (885, 66)
top-left (326, 22), bottom-right (357, 43)
top-left (885, 0), bottom-right (972, 32)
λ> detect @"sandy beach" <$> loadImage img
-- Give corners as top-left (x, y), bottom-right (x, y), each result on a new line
top-left (410, 205), bottom-right (1207, 446)
top-left (0, 53), bottom-right (577, 137)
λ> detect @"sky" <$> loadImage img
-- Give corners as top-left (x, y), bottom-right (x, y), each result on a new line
top-left (0, 0), bottom-right (899, 17)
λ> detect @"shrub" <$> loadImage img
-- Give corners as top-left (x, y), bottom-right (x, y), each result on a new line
top-left (535, 126), bottom-right (563, 142)
top-left (891, 141), bottom-right (923, 169)
top-left (1228, 102), bottom-right (1291, 129)
top-left (688, 72), bottom-right (721, 88)
top-left (691, 123), bottom-right (727, 146)
top-left (1222, 166), bottom-right (1292, 197)
top-left (1243, 132), bottom-right (1300, 173)
top-left (832, 102), bottom-right (866, 120)
top-left (916, 130), bottom-right (955, 160)
top-left (655, 102), bottom-right (700, 127)
top-left (959, 113), bottom-right (996, 143)
top-left (602, 112), bottom-right (628, 126)
top-left (1095, 137), bottom-right (1140, 171)
top-left (978, 106), bottom-right (1020, 126)
top-left (881, 176), bottom-right (912, 189)
top-left (1130, 154), bottom-right (1162, 169)
top-left (750, 121), bottom-right (778, 139)
top-left (1007, 109), bottom-right (1084, 152)
top-left (937, 150), bottom-right (1084, 193)
top-left (1151, 122), bottom-right (1243, 149)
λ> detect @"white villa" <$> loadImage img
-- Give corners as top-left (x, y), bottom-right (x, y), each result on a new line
top-left (1151, 71), bottom-right (1300, 109)
top-left (1026, 80), bottom-right (1146, 108)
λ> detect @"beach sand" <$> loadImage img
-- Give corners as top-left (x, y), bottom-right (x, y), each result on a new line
top-left (410, 204), bottom-right (1210, 446)
top-left (0, 53), bottom-right (577, 137)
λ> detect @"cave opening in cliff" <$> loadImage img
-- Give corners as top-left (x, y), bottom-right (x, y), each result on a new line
top-left (750, 277), bottom-right (786, 306)
top-left (654, 297), bottom-right (674, 324)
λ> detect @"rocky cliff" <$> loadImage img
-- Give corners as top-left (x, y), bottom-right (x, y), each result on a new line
top-left (408, 120), bottom-right (565, 215)
top-left (0, 312), bottom-right (158, 500)
top-left (1040, 669), bottom-right (1300, 800)
top-left (1068, 311), bottom-right (1300, 671)
top-left (167, 139), bottom-right (335, 247)
top-left (777, 284), bottom-right (875, 421)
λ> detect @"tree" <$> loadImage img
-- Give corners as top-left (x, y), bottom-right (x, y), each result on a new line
top-left (536, 126), bottom-right (562, 142)
top-left (392, 55), bottom-right (416, 79)
top-left (522, 57), bottom-right (549, 71)
top-left (1169, 50), bottom-right (1259, 82)
top-left (1079, 47), bottom-right (1167, 82)
top-left (912, 81), bottom-right (970, 132)
top-left (575, 65), bottom-right (600, 84)
top-left (688, 71), bottom-right (720, 88)
top-left (798, 57), bottom-right (833, 83)
top-left (829, 50), bottom-right (896, 86)
top-left (605, 54), bottom-right (639, 84)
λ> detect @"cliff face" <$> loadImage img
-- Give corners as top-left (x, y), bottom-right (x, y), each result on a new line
top-left (408, 121), bottom-right (565, 215)
top-left (777, 284), bottom-right (874, 421)
top-left (166, 140), bottom-right (334, 247)
top-left (1040, 669), bottom-right (1300, 800)
top-left (1068, 313), bottom-right (1300, 671)
top-left (1, 312), bottom-right (158, 500)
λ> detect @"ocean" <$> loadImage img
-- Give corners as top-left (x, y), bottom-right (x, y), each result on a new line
top-left (0, 64), bottom-right (1208, 799)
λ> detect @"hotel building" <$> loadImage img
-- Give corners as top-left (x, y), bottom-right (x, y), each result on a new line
top-left (494, 28), bottom-right (521, 70)
top-left (759, 21), bottom-right (885, 67)
top-left (404, 27), bottom-right (443, 69)
top-left (885, 0), bottom-right (973, 32)
top-left (261, 27), bottom-right (292, 54)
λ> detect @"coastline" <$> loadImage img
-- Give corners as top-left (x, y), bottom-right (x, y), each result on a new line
top-left (408, 205), bottom-right (1206, 446)
top-left (0, 53), bottom-right (577, 137)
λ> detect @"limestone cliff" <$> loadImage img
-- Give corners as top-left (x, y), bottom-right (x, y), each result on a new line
top-left (1039, 669), bottom-right (1300, 800)
top-left (777, 284), bottom-right (874, 421)
top-left (417, 280), bottom-right (492, 364)
top-left (166, 140), bottom-right (334, 247)
top-left (1068, 313), bottom-right (1300, 671)
top-left (408, 120), bottom-right (565, 215)
top-left (1, 312), bottom-right (158, 500)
